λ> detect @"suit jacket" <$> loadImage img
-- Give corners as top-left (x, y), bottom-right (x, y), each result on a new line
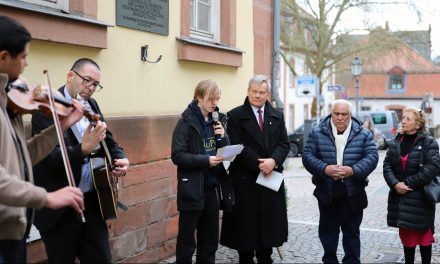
top-left (0, 73), bottom-right (57, 240)
top-left (31, 86), bottom-right (127, 232)
top-left (220, 97), bottom-right (290, 250)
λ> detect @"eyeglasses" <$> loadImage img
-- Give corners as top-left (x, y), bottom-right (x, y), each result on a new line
top-left (73, 71), bottom-right (103, 92)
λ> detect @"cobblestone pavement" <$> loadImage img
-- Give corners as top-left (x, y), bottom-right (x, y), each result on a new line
top-left (163, 149), bottom-right (440, 263)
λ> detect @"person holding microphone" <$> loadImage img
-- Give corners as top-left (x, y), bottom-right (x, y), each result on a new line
top-left (171, 79), bottom-right (229, 263)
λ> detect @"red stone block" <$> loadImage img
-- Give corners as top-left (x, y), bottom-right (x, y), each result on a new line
top-left (149, 196), bottom-right (178, 223)
top-left (122, 160), bottom-right (175, 188)
top-left (119, 177), bottom-right (174, 206)
top-left (110, 227), bottom-right (148, 261)
top-left (114, 203), bottom-right (150, 235)
top-left (146, 217), bottom-right (179, 247)
top-left (122, 240), bottom-right (176, 263)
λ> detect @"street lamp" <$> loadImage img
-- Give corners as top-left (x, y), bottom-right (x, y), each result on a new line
top-left (351, 57), bottom-right (362, 118)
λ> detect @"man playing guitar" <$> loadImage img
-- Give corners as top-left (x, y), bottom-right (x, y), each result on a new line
top-left (31, 58), bottom-right (129, 263)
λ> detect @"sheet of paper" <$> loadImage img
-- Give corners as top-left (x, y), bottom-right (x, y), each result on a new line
top-left (256, 171), bottom-right (284, 192)
top-left (217, 144), bottom-right (244, 162)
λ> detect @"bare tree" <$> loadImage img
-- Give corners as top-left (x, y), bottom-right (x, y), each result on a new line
top-left (281, 0), bottom-right (419, 117)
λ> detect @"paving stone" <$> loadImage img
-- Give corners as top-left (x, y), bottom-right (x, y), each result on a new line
top-left (162, 149), bottom-right (440, 263)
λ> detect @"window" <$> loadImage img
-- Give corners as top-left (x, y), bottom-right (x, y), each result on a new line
top-left (190, 0), bottom-right (220, 43)
top-left (389, 74), bottom-right (403, 90)
top-left (361, 106), bottom-right (371, 111)
top-left (387, 66), bottom-right (406, 93)
top-left (178, 0), bottom-right (242, 67)
top-left (370, 114), bottom-right (387, 125)
top-left (19, 0), bottom-right (69, 13)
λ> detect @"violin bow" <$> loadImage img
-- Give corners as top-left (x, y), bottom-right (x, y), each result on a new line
top-left (44, 70), bottom-right (86, 223)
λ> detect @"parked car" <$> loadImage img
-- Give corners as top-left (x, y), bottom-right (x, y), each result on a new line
top-left (360, 115), bottom-right (387, 150)
top-left (288, 120), bottom-right (317, 157)
top-left (358, 110), bottom-right (400, 143)
top-left (288, 115), bottom-right (387, 157)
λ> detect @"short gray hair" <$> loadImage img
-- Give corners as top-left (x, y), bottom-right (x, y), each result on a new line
top-left (248, 75), bottom-right (271, 92)
top-left (331, 99), bottom-right (353, 113)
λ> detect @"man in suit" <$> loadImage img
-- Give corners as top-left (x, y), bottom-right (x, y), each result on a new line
top-left (220, 75), bottom-right (290, 263)
top-left (0, 16), bottom-right (84, 263)
top-left (302, 99), bottom-right (378, 263)
top-left (32, 58), bottom-right (129, 263)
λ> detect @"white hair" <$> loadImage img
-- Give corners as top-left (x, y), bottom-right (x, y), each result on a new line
top-left (248, 75), bottom-right (271, 92)
top-left (331, 99), bottom-right (353, 113)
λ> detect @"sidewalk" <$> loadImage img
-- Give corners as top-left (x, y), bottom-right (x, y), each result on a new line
top-left (162, 151), bottom-right (440, 263)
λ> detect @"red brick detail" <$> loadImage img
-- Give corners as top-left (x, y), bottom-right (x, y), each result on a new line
top-left (122, 160), bottom-right (176, 188)
top-left (121, 239), bottom-right (176, 263)
top-left (146, 216), bottom-right (179, 247)
top-left (253, 0), bottom-right (273, 76)
top-left (69, 0), bottom-right (97, 18)
top-left (113, 203), bottom-right (150, 236)
top-left (178, 42), bottom-right (243, 67)
top-left (110, 227), bottom-right (148, 261)
top-left (148, 196), bottom-right (178, 223)
top-left (119, 177), bottom-right (174, 206)
top-left (105, 116), bottom-right (179, 165)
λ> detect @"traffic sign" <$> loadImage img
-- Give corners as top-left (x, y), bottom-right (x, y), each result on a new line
top-left (296, 75), bottom-right (317, 97)
top-left (327, 84), bottom-right (342, 91)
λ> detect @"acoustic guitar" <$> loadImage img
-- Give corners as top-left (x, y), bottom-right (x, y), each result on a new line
top-left (90, 140), bottom-right (119, 220)
top-left (83, 104), bottom-right (123, 220)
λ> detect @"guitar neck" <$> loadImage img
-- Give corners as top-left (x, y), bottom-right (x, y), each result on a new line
top-left (100, 140), bottom-right (113, 166)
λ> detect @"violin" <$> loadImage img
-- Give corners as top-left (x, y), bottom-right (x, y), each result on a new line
top-left (6, 79), bottom-right (74, 117)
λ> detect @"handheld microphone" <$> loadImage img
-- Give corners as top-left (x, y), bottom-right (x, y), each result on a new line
top-left (212, 111), bottom-right (222, 142)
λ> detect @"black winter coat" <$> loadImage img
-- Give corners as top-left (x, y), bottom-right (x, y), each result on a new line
top-left (383, 133), bottom-right (440, 232)
top-left (220, 98), bottom-right (290, 251)
top-left (171, 105), bottom-right (229, 211)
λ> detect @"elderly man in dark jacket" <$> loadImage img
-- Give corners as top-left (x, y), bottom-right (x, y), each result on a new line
top-left (302, 99), bottom-right (378, 264)
top-left (220, 75), bottom-right (290, 264)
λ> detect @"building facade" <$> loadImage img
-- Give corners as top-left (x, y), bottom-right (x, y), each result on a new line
top-left (336, 29), bottom-right (440, 126)
top-left (0, 0), bottom-right (274, 262)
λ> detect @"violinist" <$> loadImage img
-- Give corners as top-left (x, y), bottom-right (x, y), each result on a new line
top-left (32, 58), bottom-right (129, 263)
top-left (0, 16), bottom-right (85, 263)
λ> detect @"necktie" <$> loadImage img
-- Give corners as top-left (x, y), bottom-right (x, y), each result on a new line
top-left (258, 109), bottom-right (264, 132)
top-left (76, 96), bottom-right (94, 192)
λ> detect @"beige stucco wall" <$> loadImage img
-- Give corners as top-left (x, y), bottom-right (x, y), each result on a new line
top-left (23, 0), bottom-right (254, 117)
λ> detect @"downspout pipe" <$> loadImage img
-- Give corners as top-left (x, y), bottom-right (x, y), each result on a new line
top-left (272, 0), bottom-right (284, 111)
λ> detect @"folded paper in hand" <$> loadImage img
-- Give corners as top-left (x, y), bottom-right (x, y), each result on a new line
top-left (256, 171), bottom-right (284, 192)
top-left (216, 144), bottom-right (244, 162)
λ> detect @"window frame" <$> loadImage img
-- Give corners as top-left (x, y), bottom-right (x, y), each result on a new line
top-left (178, 0), bottom-right (243, 67)
top-left (190, 0), bottom-right (220, 43)
top-left (386, 66), bottom-right (407, 94)
top-left (18, 0), bottom-right (69, 13)
top-left (389, 73), bottom-right (403, 90)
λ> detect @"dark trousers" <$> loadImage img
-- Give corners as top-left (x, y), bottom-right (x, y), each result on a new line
top-left (40, 191), bottom-right (111, 263)
top-left (318, 196), bottom-right (363, 264)
top-left (238, 247), bottom-right (273, 264)
top-left (176, 186), bottom-right (219, 264)
top-left (0, 238), bottom-right (26, 264)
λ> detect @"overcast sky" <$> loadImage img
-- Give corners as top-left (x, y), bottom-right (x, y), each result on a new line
top-left (336, 0), bottom-right (440, 59)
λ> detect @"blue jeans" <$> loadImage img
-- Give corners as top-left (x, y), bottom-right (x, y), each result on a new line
top-left (318, 196), bottom-right (363, 264)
